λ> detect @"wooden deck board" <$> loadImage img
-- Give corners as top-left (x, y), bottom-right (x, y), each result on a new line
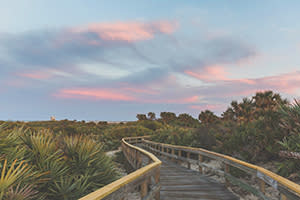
top-left (158, 157), bottom-right (239, 200)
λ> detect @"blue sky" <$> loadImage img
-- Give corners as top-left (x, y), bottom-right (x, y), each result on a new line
top-left (1, 1), bottom-right (300, 121)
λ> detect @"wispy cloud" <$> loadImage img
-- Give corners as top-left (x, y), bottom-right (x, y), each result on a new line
top-left (56, 88), bottom-right (136, 101)
top-left (68, 21), bottom-right (178, 42)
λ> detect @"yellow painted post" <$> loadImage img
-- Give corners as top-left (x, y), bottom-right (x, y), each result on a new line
top-left (187, 152), bottom-right (191, 169)
top-left (198, 154), bottom-right (203, 174)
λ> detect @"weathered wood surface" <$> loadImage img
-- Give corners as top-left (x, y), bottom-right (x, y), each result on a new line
top-left (142, 139), bottom-right (300, 200)
top-left (159, 157), bottom-right (238, 200)
top-left (82, 137), bottom-right (300, 200)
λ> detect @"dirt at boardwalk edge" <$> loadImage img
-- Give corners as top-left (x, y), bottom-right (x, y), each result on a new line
top-left (106, 150), bottom-right (141, 200)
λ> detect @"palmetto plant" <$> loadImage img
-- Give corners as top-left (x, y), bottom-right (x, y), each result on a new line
top-left (0, 159), bottom-right (40, 200)
top-left (276, 100), bottom-right (300, 177)
top-left (62, 135), bottom-right (118, 190)
top-left (5, 184), bottom-right (38, 200)
top-left (48, 176), bottom-right (90, 200)
top-left (0, 125), bottom-right (118, 199)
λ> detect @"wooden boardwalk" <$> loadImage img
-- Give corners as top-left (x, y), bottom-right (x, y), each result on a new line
top-left (81, 137), bottom-right (300, 200)
top-left (158, 157), bottom-right (238, 200)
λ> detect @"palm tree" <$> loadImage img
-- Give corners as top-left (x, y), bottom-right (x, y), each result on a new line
top-left (238, 98), bottom-right (255, 123)
top-left (198, 110), bottom-right (219, 125)
top-left (253, 91), bottom-right (288, 114)
top-left (221, 107), bottom-right (235, 121)
top-left (147, 112), bottom-right (156, 120)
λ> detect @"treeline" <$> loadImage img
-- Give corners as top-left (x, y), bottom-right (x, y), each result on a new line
top-left (136, 91), bottom-right (300, 181)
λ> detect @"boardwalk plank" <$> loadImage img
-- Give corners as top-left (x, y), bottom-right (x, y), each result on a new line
top-left (158, 157), bottom-right (239, 200)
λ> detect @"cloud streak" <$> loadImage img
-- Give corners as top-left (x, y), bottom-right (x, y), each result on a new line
top-left (56, 88), bottom-right (136, 101)
top-left (69, 21), bottom-right (178, 42)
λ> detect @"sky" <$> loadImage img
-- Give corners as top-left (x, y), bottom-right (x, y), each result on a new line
top-left (1, 0), bottom-right (300, 121)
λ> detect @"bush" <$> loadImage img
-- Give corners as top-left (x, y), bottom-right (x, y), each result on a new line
top-left (0, 125), bottom-right (118, 199)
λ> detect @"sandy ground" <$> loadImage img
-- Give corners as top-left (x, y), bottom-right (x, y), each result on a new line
top-left (106, 150), bottom-right (141, 200)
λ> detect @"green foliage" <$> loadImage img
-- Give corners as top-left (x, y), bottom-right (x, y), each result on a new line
top-left (136, 114), bottom-right (147, 121)
top-left (147, 112), bottom-right (156, 120)
top-left (176, 113), bottom-right (200, 128)
top-left (103, 125), bottom-right (153, 150)
top-left (0, 125), bottom-right (118, 200)
top-left (190, 126), bottom-right (216, 150)
top-left (275, 100), bottom-right (300, 177)
top-left (198, 110), bottom-right (219, 125)
top-left (160, 112), bottom-right (177, 124)
top-left (151, 126), bottom-right (193, 146)
top-left (136, 120), bottom-right (163, 131)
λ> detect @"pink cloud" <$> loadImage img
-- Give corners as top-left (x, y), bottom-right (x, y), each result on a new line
top-left (69, 20), bottom-right (178, 42)
top-left (185, 65), bottom-right (230, 82)
top-left (143, 95), bottom-right (199, 104)
top-left (55, 86), bottom-right (200, 105)
top-left (188, 104), bottom-right (226, 112)
top-left (202, 70), bottom-right (300, 97)
top-left (56, 88), bottom-right (135, 101)
top-left (182, 96), bottom-right (199, 103)
top-left (185, 65), bottom-right (255, 84)
top-left (122, 87), bottom-right (159, 95)
top-left (19, 71), bottom-right (51, 80)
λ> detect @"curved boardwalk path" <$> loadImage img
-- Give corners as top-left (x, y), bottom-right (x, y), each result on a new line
top-left (158, 157), bottom-right (238, 200)
top-left (81, 137), bottom-right (300, 200)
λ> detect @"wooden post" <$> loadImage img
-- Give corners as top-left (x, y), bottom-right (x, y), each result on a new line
top-left (259, 179), bottom-right (265, 194)
top-left (225, 164), bottom-right (230, 187)
top-left (155, 168), bottom-right (160, 200)
top-left (178, 150), bottom-right (182, 164)
top-left (187, 152), bottom-right (191, 169)
top-left (170, 148), bottom-right (174, 161)
top-left (140, 180), bottom-right (148, 198)
top-left (137, 152), bottom-right (142, 168)
top-left (280, 194), bottom-right (287, 200)
top-left (198, 154), bottom-right (203, 174)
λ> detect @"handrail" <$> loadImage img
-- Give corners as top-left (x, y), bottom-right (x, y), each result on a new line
top-left (142, 139), bottom-right (300, 200)
top-left (80, 136), bottom-right (161, 200)
top-left (80, 136), bottom-right (300, 200)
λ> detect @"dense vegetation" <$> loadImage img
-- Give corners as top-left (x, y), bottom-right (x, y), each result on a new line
top-left (147, 91), bottom-right (300, 181)
top-left (1, 90), bottom-right (300, 199)
top-left (0, 126), bottom-right (118, 200)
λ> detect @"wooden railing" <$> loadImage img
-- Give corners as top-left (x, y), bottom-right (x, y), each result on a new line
top-left (80, 136), bottom-right (161, 200)
top-left (142, 139), bottom-right (300, 200)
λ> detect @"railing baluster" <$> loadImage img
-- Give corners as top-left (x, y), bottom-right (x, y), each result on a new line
top-left (259, 179), bottom-right (265, 194)
top-left (280, 193), bottom-right (287, 200)
top-left (171, 148), bottom-right (175, 161)
top-left (198, 154), bottom-right (203, 174)
top-left (140, 180), bottom-right (148, 198)
top-left (225, 164), bottom-right (230, 187)
top-left (155, 168), bottom-right (160, 200)
top-left (187, 152), bottom-right (191, 169)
